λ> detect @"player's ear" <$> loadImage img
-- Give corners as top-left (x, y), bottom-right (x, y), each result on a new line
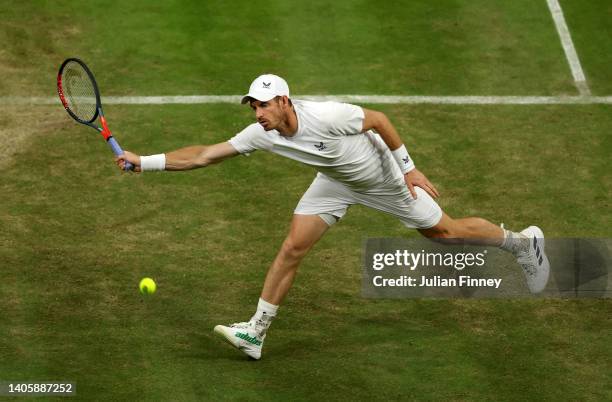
top-left (280, 95), bottom-right (289, 108)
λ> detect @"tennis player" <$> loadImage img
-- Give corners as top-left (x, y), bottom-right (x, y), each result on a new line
top-left (117, 74), bottom-right (550, 360)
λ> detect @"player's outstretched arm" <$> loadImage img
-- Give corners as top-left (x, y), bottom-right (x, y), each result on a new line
top-left (116, 141), bottom-right (239, 172)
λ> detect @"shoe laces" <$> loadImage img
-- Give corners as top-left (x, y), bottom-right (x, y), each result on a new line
top-left (229, 321), bottom-right (253, 329)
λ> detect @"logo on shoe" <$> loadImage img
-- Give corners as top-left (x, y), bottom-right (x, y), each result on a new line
top-left (533, 237), bottom-right (543, 266)
top-left (235, 332), bottom-right (262, 346)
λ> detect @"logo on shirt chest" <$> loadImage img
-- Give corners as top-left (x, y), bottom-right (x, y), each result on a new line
top-left (314, 141), bottom-right (327, 151)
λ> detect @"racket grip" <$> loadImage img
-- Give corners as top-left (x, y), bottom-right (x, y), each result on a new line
top-left (107, 136), bottom-right (134, 171)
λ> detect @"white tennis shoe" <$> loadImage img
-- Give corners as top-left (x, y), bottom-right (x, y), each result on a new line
top-left (517, 226), bottom-right (550, 293)
top-left (214, 321), bottom-right (265, 360)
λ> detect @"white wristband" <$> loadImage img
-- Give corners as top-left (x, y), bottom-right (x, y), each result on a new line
top-left (391, 145), bottom-right (415, 174)
top-left (140, 154), bottom-right (166, 171)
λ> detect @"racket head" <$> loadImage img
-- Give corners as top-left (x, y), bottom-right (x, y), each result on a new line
top-left (57, 58), bottom-right (102, 124)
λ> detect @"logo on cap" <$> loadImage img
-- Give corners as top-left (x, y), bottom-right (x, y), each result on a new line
top-left (262, 82), bottom-right (271, 89)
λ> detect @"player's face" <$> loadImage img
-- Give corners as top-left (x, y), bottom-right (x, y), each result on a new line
top-left (250, 98), bottom-right (286, 131)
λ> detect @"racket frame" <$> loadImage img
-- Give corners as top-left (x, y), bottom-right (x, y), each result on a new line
top-left (57, 58), bottom-right (133, 170)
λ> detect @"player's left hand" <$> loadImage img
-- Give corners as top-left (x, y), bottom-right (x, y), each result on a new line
top-left (404, 168), bottom-right (439, 199)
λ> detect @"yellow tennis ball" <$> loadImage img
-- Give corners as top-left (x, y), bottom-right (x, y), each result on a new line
top-left (139, 277), bottom-right (156, 295)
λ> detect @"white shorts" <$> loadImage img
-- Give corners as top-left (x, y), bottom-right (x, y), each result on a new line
top-left (294, 173), bottom-right (442, 229)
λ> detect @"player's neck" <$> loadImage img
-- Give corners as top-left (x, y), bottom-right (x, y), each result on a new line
top-left (277, 107), bottom-right (298, 137)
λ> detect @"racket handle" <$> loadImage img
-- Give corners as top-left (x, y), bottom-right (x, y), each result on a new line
top-left (107, 136), bottom-right (134, 171)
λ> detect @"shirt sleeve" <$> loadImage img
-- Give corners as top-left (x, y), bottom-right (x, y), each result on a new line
top-left (228, 123), bottom-right (274, 154)
top-left (326, 102), bottom-right (365, 136)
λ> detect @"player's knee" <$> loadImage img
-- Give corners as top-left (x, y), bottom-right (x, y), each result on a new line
top-left (280, 237), bottom-right (311, 260)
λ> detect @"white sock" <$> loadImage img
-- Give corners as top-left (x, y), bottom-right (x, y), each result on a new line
top-left (499, 225), bottom-right (529, 256)
top-left (250, 298), bottom-right (278, 336)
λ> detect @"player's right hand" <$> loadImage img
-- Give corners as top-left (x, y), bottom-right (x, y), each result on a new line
top-left (404, 168), bottom-right (439, 199)
top-left (116, 151), bottom-right (141, 172)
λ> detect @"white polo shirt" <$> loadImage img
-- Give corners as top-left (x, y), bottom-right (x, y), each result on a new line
top-left (228, 100), bottom-right (404, 192)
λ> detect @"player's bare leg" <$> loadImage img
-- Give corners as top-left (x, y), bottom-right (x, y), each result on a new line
top-left (260, 214), bottom-right (330, 305)
top-left (418, 212), bottom-right (549, 293)
top-left (417, 212), bottom-right (504, 245)
top-left (214, 214), bottom-right (329, 359)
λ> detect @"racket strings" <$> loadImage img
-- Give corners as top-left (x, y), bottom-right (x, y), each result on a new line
top-left (62, 62), bottom-right (97, 122)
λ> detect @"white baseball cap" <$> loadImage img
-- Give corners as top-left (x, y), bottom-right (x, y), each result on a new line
top-left (241, 74), bottom-right (290, 104)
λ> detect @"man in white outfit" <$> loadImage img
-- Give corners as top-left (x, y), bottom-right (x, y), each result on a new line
top-left (117, 74), bottom-right (550, 360)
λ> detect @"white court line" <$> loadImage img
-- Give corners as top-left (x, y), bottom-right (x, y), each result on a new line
top-left (546, 0), bottom-right (591, 96)
top-left (2, 95), bottom-right (611, 105)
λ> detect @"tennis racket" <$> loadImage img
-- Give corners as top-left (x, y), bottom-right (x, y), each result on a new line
top-left (57, 58), bottom-right (133, 171)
